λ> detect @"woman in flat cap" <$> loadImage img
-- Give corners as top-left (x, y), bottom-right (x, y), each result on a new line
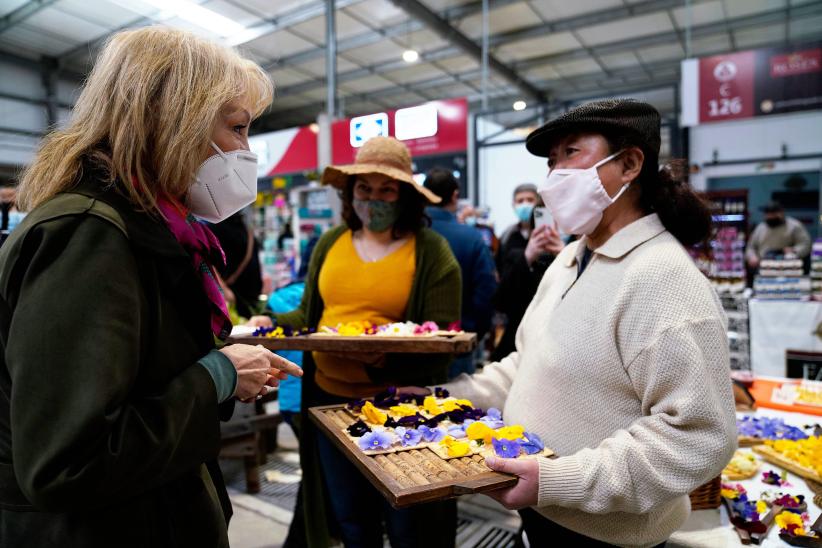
top-left (428, 99), bottom-right (736, 546)
top-left (250, 136), bottom-right (461, 547)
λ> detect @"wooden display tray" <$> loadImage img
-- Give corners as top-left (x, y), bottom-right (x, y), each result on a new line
top-left (752, 444), bottom-right (822, 484)
top-left (228, 332), bottom-right (477, 354)
top-left (309, 403), bottom-right (550, 508)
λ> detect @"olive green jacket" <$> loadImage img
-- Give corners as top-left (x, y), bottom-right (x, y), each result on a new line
top-left (279, 224), bottom-right (462, 547)
top-left (0, 173), bottom-right (232, 547)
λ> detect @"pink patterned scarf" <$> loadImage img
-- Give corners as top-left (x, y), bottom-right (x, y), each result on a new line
top-left (157, 197), bottom-right (233, 341)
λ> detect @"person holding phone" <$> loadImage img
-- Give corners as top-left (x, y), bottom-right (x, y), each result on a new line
top-left (493, 192), bottom-right (565, 361)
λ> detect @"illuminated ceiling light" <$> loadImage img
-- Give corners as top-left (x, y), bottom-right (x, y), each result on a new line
top-left (513, 100), bottom-right (527, 111)
top-left (402, 49), bottom-right (420, 63)
top-left (138, 0), bottom-right (245, 37)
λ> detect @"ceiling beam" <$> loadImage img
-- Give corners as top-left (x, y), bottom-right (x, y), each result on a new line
top-left (386, 0), bottom-right (544, 102)
top-left (0, 0), bottom-right (60, 34)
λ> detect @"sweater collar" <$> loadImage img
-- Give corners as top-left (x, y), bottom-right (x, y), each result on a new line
top-left (565, 213), bottom-right (666, 267)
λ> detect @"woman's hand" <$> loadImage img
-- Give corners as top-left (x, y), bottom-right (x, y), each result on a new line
top-left (245, 315), bottom-right (273, 328)
top-left (219, 344), bottom-right (303, 401)
top-left (483, 456), bottom-right (540, 509)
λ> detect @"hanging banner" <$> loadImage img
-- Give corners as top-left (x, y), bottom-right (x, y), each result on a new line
top-left (331, 97), bottom-right (468, 164)
top-left (681, 42), bottom-right (822, 126)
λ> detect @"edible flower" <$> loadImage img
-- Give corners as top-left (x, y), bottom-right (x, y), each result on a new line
top-left (418, 425), bottom-right (446, 443)
top-left (762, 469), bottom-right (789, 486)
top-left (480, 408), bottom-right (505, 429)
top-left (492, 437), bottom-right (521, 459)
top-left (776, 510), bottom-right (805, 532)
top-left (756, 500), bottom-right (768, 514)
top-left (347, 420), bottom-right (371, 438)
top-left (466, 422), bottom-right (495, 444)
top-left (447, 424), bottom-right (467, 439)
top-left (358, 430), bottom-right (394, 451)
top-left (423, 396), bottom-right (443, 415)
top-left (395, 427), bottom-right (423, 447)
top-left (434, 387), bottom-right (450, 398)
top-left (520, 432), bottom-right (545, 455)
top-left (774, 494), bottom-right (805, 509)
top-left (362, 401), bottom-right (387, 425)
top-left (440, 436), bottom-right (471, 457)
top-left (390, 405), bottom-right (419, 417)
top-left (414, 321), bottom-right (439, 335)
top-left (495, 425), bottom-right (525, 441)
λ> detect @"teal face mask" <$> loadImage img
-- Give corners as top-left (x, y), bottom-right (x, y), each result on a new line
top-left (353, 198), bottom-right (401, 232)
top-left (514, 203), bottom-right (534, 223)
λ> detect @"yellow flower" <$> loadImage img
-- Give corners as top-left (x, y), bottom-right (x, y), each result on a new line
top-left (442, 400), bottom-right (461, 412)
top-left (756, 500), bottom-right (768, 514)
top-left (362, 401), bottom-right (387, 425)
top-left (423, 396), bottom-right (442, 415)
top-left (389, 405), bottom-right (418, 417)
top-left (338, 321), bottom-right (372, 336)
top-left (721, 488), bottom-right (739, 499)
top-left (775, 511), bottom-right (804, 530)
top-left (766, 436), bottom-right (822, 476)
top-left (466, 422), bottom-right (495, 444)
top-left (495, 425), bottom-right (525, 441)
top-left (447, 441), bottom-right (471, 457)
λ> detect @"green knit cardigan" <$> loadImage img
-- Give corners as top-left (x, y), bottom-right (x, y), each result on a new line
top-left (275, 224), bottom-right (462, 547)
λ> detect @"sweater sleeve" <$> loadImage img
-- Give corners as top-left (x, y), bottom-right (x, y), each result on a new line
top-left (535, 318), bottom-right (737, 514)
top-left (441, 351), bottom-right (519, 412)
top-left (789, 220), bottom-right (812, 258)
top-left (5, 216), bottom-right (222, 511)
top-left (745, 223), bottom-right (764, 262)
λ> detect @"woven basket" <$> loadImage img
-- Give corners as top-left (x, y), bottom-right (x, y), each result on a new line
top-left (689, 476), bottom-right (721, 510)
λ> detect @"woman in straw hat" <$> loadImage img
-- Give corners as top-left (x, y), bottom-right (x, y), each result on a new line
top-left (0, 26), bottom-right (302, 547)
top-left (250, 136), bottom-right (461, 547)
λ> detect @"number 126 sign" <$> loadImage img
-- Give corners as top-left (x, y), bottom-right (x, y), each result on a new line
top-left (699, 51), bottom-right (755, 122)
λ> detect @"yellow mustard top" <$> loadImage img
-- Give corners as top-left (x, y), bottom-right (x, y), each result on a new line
top-left (314, 231), bottom-right (416, 398)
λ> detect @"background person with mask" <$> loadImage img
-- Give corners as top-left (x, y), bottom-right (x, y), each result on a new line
top-left (492, 184), bottom-right (564, 361)
top-left (746, 200), bottom-right (812, 269)
top-left (247, 136), bottom-right (461, 548)
top-left (0, 27), bottom-right (303, 547)
top-left (423, 167), bottom-right (497, 377)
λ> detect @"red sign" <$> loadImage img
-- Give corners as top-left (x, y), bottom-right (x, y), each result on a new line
top-left (331, 97), bottom-right (468, 165)
top-left (698, 50), bottom-right (756, 122)
top-left (268, 126), bottom-right (317, 176)
top-left (770, 48), bottom-right (822, 78)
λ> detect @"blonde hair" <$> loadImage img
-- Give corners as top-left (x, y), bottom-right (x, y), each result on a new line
top-left (17, 26), bottom-right (273, 213)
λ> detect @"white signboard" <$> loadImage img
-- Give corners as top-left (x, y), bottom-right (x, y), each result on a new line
top-left (349, 112), bottom-right (389, 147)
top-left (395, 103), bottom-right (438, 141)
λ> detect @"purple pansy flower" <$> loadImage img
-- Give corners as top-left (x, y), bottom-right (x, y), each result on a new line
top-left (434, 387), bottom-right (450, 398)
top-left (419, 425), bottom-right (446, 443)
top-left (347, 420), bottom-right (371, 437)
top-left (447, 424), bottom-right (467, 439)
top-left (358, 430), bottom-right (395, 451)
top-left (520, 432), bottom-right (545, 455)
top-left (480, 409), bottom-right (505, 429)
top-left (492, 437), bottom-right (522, 458)
top-left (395, 427), bottom-right (423, 447)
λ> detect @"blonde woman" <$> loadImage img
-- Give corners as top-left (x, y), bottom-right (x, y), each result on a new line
top-left (0, 27), bottom-right (301, 547)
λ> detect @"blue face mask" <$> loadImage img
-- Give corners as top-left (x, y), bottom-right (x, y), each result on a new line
top-left (464, 216), bottom-right (477, 226)
top-left (514, 203), bottom-right (534, 223)
top-left (353, 198), bottom-right (401, 232)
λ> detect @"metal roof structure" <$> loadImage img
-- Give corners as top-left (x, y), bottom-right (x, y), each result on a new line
top-left (1, 0), bottom-right (821, 135)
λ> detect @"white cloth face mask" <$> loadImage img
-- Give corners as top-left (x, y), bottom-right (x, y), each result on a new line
top-left (537, 151), bottom-right (629, 236)
top-left (187, 141), bottom-right (258, 223)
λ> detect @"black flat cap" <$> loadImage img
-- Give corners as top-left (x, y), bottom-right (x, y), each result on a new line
top-left (526, 99), bottom-right (661, 158)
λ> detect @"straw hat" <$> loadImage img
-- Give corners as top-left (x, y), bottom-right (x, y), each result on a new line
top-left (321, 136), bottom-right (441, 204)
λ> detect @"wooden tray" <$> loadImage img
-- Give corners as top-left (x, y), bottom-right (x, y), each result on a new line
top-left (752, 444), bottom-right (822, 483)
top-left (229, 332), bottom-right (477, 354)
top-left (309, 403), bottom-right (547, 508)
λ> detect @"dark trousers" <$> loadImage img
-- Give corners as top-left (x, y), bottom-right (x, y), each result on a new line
top-left (315, 388), bottom-right (457, 548)
top-left (518, 508), bottom-right (667, 548)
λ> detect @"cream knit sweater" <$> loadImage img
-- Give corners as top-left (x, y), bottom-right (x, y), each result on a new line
top-left (446, 214), bottom-right (736, 547)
